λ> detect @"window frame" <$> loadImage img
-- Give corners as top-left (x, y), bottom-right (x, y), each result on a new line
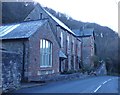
top-left (40, 39), bottom-right (53, 67)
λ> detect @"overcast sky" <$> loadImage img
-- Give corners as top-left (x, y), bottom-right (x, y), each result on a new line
top-left (35, 0), bottom-right (119, 32)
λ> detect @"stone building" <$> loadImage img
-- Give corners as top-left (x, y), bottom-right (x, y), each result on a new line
top-left (24, 3), bottom-right (82, 72)
top-left (73, 28), bottom-right (95, 70)
top-left (1, 3), bottom-right (83, 87)
top-left (0, 20), bottom-right (60, 82)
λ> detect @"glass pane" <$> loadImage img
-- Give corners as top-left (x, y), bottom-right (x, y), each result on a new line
top-left (49, 54), bottom-right (51, 66)
top-left (44, 54), bottom-right (46, 66)
top-left (50, 43), bottom-right (52, 53)
top-left (40, 54), bottom-right (42, 66)
top-left (47, 42), bottom-right (49, 53)
top-left (50, 53), bottom-right (52, 66)
top-left (43, 39), bottom-right (45, 48)
top-left (50, 43), bottom-right (52, 66)
top-left (40, 39), bottom-right (42, 48)
top-left (45, 40), bottom-right (47, 54)
top-left (46, 54), bottom-right (48, 66)
top-left (43, 54), bottom-right (45, 66)
top-left (47, 54), bottom-right (49, 66)
top-left (43, 39), bottom-right (45, 54)
top-left (46, 40), bottom-right (48, 48)
top-left (40, 40), bottom-right (43, 53)
top-left (47, 54), bottom-right (48, 66)
top-left (46, 41), bottom-right (49, 54)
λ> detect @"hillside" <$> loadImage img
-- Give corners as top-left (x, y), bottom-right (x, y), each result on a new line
top-left (2, 2), bottom-right (35, 24)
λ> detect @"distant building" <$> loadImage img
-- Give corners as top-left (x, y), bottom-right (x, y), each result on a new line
top-left (73, 28), bottom-right (95, 69)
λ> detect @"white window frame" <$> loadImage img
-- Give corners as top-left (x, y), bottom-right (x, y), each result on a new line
top-left (40, 39), bottom-right (52, 67)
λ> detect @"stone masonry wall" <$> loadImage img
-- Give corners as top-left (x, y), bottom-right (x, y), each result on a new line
top-left (1, 50), bottom-right (22, 92)
top-left (28, 21), bottom-right (60, 81)
top-left (82, 36), bottom-right (94, 68)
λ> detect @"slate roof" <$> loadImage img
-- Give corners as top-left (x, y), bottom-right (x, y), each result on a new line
top-left (72, 28), bottom-right (94, 37)
top-left (42, 7), bottom-right (76, 36)
top-left (59, 50), bottom-right (67, 59)
top-left (0, 20), bottom-right (47, 39)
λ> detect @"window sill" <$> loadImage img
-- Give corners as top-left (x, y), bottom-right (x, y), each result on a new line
top-left (40, 66), bottom-right (52, 68)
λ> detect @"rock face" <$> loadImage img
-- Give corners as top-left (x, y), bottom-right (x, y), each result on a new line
top-left (96, 62), bottom-right (107, 75)
top-left (1, 50), bottom-right (22, 92)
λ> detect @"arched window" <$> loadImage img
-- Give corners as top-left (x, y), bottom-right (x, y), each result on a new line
top-left (40, 39), bottom-right (52, 67)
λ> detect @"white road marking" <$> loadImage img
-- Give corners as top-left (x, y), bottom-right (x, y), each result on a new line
top-left (108, 79), bottom-right (112, 81)
top-left (94, 78), bottom-right (115, 93)
top-left (94, 85), bottom-right (102, 92)
top-left (103, 81), bottom-right (107, 84)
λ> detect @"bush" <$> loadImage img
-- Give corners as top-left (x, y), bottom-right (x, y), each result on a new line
top-left (61, 70), bottom-right (77, 74)
top-left (105, 58), bottom-right (113, 73)
top-left (91, 55), bottom-right (100, 68)
top-left (83, 63), bottom-right (93, 74)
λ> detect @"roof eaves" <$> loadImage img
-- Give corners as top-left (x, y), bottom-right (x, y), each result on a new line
top-left (0, 37), bottom-right (28, 40)
top-left (0, 19), bottom-right (48, 39)
top-left (42, 7), bottom-right (76, 36)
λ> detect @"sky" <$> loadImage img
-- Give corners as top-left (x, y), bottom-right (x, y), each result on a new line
top-left (34, 0), bottom-right (119, 32)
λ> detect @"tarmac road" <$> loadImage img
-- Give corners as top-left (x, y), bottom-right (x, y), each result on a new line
top-left (13, 76), bottom-right (119, 93)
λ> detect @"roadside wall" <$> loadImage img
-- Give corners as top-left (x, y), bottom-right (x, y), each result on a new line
top-left (1, 50), bottom-right (22, 92)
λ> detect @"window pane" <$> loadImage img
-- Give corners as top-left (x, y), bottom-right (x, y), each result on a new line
top-left (45, 54), bottom-right (47, 66)
top-left (43, 40), bottom-right (45, 48)
top-left (47, 54), bottom-right (49, 66)
top-left (50, 53), bottom-right (52, 66)
top-left (46, 40), bottom-right (48, 48)
top-left (50, 44), bottom-right (52, 66)
top-left (40, 39), bottom-right (42, 48)
top-left (41, 54), bottom-right (44, 66)
top-left (43, 54), bottom-right (45, 66)
top-left (50, 43), bottom-right (52, 53)
top-left (45, 41), bottom-right (47, 54)
top-left (46, 54), bottom-right (49, 66)
top-left (46, 41), bottom-right (49, 54)
top-left (49, 54), bottom-right (51, 66)
top-left (40, 40), bottom-right (43, 54)
top-left (47, 42), bottom-right (50, 53)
